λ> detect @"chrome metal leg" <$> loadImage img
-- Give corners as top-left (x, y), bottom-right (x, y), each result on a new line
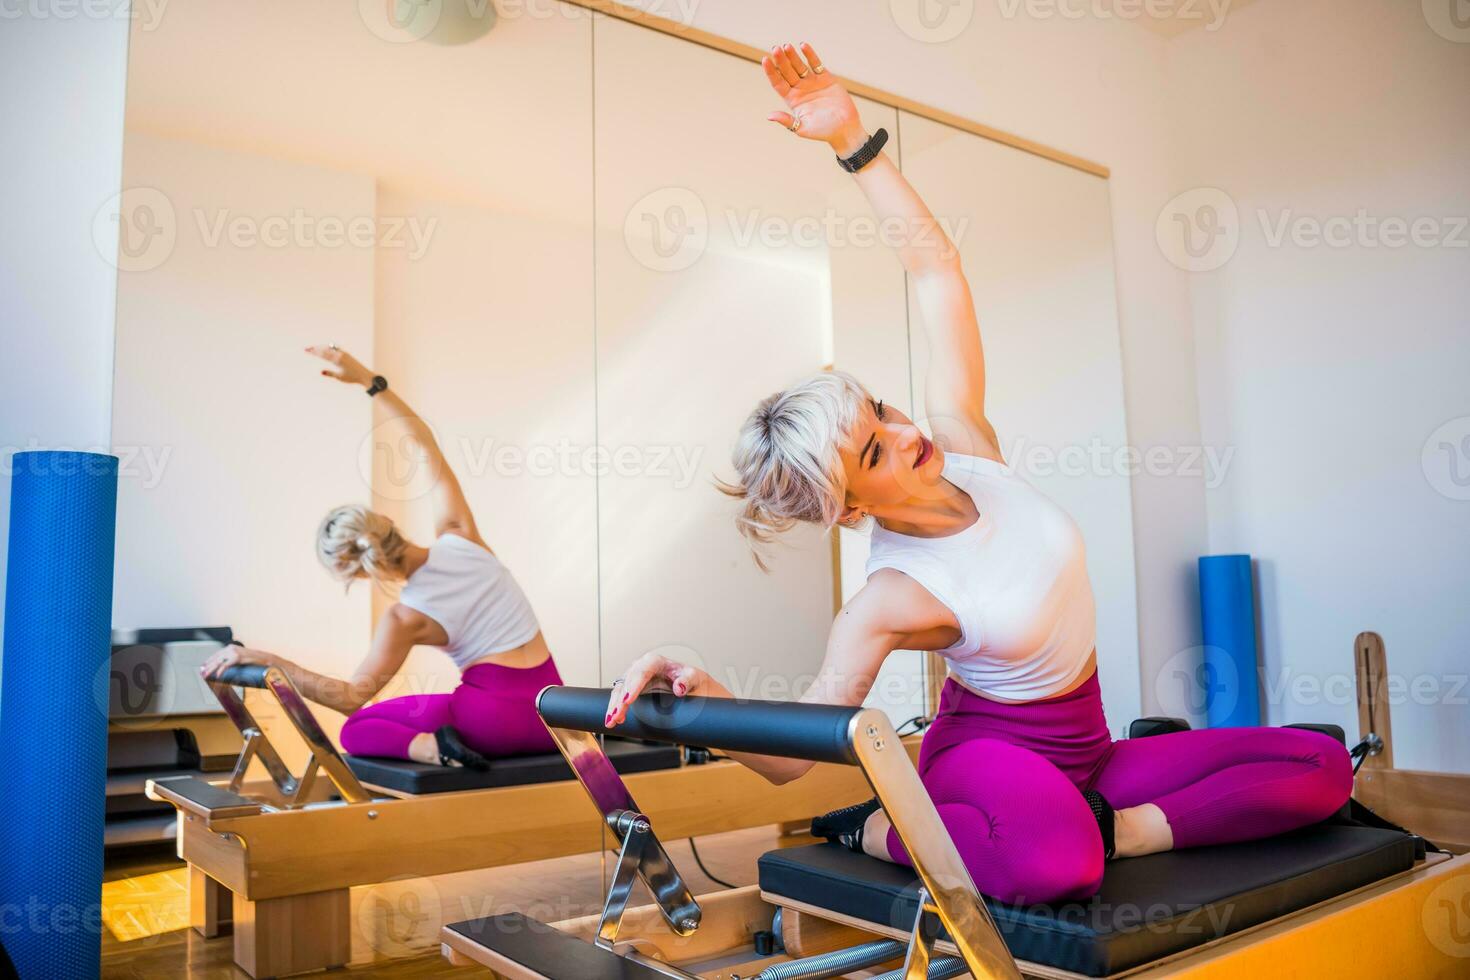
top-left (848, 709), bottom-right (1022, 980)
top-left (208, 667), bottom-right (373, 807)
top-left (902, 888), bottom-right (939, 980)
top-left (543, 727), bottom-right (701, 938)
top-left (212, 682), bottom-right (297, 795)
top-left (597, 811), bottom-right (651, 948)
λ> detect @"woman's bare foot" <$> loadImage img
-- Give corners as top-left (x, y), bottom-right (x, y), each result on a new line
top-left (406, 728), bottom-right (491, 769)
top-left (835, 800), bottom-right (1174, 864)
top-left (861, 808), bottom-right (896, 862)
top-left (408, 731), bottom-right (439, 765)
top-left (1113, 803), bottom-right (1173, 858)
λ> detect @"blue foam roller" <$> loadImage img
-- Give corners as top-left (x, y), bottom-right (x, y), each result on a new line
top-left (1198, 554), bottom-right (1260, 728)
top-left (0, 451), bottom-right (118, 980)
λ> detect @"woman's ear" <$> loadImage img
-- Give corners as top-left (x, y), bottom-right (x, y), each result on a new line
top-left (837, 504), bottom-right (864, 528)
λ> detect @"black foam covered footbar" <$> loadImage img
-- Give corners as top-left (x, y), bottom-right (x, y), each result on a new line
top-left (759, 824), bottom-right (1416, 977)
top-left (211, 663), bottom-right (272, 688)
top-left (537, 686), bottom-right (864, 765)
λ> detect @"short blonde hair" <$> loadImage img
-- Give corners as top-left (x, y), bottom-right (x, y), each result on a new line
top-left (316, 505), bottom-right (410, 589)
top-left (719, 370), bottom-right (873, 569)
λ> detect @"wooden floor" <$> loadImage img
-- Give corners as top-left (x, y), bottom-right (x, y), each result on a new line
top-left (100, 825), bottom-right (798, 978)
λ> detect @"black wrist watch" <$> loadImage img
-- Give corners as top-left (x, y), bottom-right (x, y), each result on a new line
top-left (366, 375), bottom-right (388, 397)
top-left (836, 127), bottom-right (889, 173)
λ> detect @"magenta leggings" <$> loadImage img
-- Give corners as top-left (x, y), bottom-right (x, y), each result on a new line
top-left (339, 657), bottom-right (562, 760)
top-left (886, 672), bottom-right (1353, 905)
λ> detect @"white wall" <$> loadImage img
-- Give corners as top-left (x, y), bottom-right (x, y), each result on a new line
top-left (0, 9), bottom-right (131, 677)
top-left (27, 1), bottom-right (1462, 774)
top-left (1167, 0), bottom-right (1470, 771)
top-left (620, 0), bottom-right (1208, 711)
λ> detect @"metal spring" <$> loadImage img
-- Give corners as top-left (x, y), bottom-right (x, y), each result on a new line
top-left (870, 955), bottom-right (968, 980)
top-left (754, 939), bottom-right (905, 979)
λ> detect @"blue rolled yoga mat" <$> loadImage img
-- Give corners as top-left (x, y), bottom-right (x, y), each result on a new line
top-left (1198, 554), bottom-right (1261, 728)
top-left (0, 451), bottom-right (118, 979)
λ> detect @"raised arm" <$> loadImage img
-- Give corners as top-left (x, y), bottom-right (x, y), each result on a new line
top-left (307, 345), bottom-right (484, 545)
top-left (762, 43), bottom-right (1001, 462)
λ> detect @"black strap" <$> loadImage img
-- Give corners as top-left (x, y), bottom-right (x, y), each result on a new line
top-left (836, 128), bottom-right (889, 173)
top-left (1334, 796), bottom-right (1446, 856)
top-left (1083, 789), bottom-right (1115, 859)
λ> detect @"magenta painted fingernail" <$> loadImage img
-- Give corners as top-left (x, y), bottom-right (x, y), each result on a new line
top-left (622, 693), bottom-right (629, 702)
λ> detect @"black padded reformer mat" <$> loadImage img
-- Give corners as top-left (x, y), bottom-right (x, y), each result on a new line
top-left (759, 824), bottom-right (1416, 977)
top-left (445, 913), bottom-right (671, 978)
top-left (346, 738), bottom-right (681, 795)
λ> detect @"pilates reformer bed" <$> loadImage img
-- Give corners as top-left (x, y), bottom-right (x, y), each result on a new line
top-left (437, 685), bottom-right (1470, 979)
top-left (145, 664), bottom-right (894, 978)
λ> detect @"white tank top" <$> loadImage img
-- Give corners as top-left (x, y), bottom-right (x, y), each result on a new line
top-left (865, 452), bottom-right (1096, 701)
top-left (397, 533), bottom-right (541, 670)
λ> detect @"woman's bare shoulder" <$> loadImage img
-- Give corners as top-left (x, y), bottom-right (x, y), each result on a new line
top-left (844, 568), bottom-right (959, 636)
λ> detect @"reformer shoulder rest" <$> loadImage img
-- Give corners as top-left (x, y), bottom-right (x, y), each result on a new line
top-left (346, 738), bottom-right (682, 795)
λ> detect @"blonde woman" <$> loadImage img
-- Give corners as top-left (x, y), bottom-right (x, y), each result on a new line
top-left (201, 346), bottom-right (562, 769)
top-left (608, 43), bottom-right (1351, 904)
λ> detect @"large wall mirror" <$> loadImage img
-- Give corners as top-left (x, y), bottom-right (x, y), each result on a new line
top-left (592, 14), bottom-right (905, 705)
top-left (112, 1), bottom-right (598, 753)
top-left (111, 0), bottom-right (1138, 759)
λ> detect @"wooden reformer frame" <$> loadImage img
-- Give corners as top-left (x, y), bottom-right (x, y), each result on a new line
top-left (145, 666), bottom-right (901, 978)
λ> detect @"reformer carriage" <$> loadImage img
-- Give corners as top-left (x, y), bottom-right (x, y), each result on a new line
top-left (438, 678), bottom-right (1470, 980)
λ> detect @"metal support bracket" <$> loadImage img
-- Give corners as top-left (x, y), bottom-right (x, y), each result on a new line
top-left (215, 685), bottom-right (299, 796)
top-left (597, 809), bottom-right (652, 948)
top-left (544, 728), bottom-right (702, 943)
top-left (209, 666), bottom-right (373, 806)
top-left (903, 888), bottom-right (942, 980)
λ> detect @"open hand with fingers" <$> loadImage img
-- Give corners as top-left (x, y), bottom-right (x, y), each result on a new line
top-left (199, 642), bottom-right (277, 681)
top-left (306, 343), bottom-right (375, 389)
top-left (605, 651), bottom-right (708, 728)
top-left (760, 42), bottom-right (867, 157)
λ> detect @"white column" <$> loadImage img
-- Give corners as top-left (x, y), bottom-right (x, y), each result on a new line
top-left (0, 3), bottom-right (132, 663)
